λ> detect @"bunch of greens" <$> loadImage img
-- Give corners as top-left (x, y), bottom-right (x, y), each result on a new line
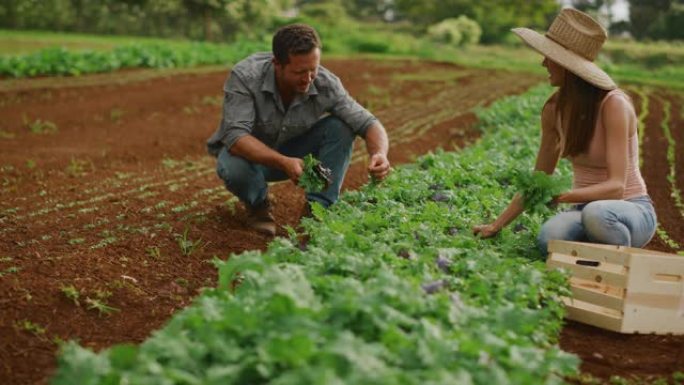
top-left (514, 170), bottom-right (566, 214)
top-left (298, 154), bottom-right (332, 192)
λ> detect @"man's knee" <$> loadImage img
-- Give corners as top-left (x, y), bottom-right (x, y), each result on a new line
top-left (216, 147), bottom-right (254, 187)
top-left (319, 116), bottom-right (355, 145)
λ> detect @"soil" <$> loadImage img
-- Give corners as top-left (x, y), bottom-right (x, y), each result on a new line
top-left (0, 59), bottom-right (682, 385)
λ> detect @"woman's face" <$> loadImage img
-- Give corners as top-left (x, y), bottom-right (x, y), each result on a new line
top-left (542, 57), bottom-right (565, 87)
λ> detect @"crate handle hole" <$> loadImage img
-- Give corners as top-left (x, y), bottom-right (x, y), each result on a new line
top-left (576, 259), bottom-right (600, 267)
top-left (654, 274), bottom-right (682, 283)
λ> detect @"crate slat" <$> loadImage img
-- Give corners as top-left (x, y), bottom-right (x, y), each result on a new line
top-left (562, 297), bottom-right (623, 332)
top-left (548, 240), bottom-right (630, 265)
top-left (547, 252), bottom-right (628, 287)
top-left (569, 277), bottom-right (625, 311)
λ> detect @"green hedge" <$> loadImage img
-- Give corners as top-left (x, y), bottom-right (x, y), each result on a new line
top-left (0, 40), bottom-right (269, 77)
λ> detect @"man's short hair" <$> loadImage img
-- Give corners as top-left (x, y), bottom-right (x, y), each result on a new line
top-left (272, 24), bottom-right (322, 65)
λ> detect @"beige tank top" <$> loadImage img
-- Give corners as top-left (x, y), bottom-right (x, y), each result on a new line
top-left (557, 89), bottom-right (648, 199)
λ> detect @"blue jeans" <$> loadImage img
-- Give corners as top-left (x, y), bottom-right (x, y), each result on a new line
top-left (537, 196), bottom-right (657, 254)
top-left (215, 116), bottom-right (355, 209)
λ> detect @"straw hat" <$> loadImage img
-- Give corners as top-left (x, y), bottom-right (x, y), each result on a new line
top-left (512, 8), bottom-right (616, 90)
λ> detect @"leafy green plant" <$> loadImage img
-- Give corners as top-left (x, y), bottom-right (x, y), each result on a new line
top-left (513, 169), bottom-right (565, 214)
top-left (53, 86), bottom-right (581, 385)
top-left (298, 154), bottom-right (331, 192)
top-left (673, 371), bottom-right (684, 385)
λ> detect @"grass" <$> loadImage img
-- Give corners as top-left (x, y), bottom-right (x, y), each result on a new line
top-left (0, 29), bottom-right (186, 55)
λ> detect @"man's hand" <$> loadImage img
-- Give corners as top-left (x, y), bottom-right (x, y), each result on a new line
top-left (281, 156), bottom-right (305, 183)
top-left (368, 153), bottom-right (391, 181)
top-left (472, 223), bottom-right (501, 238)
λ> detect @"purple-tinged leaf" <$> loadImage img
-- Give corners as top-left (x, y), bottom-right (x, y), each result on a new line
top-left (421, 280), bottom-right (444, 294)
top-left (430, 192), bottom-right (449, 202)
top-left (436, 255), bottom-right (451, 272)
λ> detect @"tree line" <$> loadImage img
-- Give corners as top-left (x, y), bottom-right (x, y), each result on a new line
top-left (0, 0), bottom-right (681, 43)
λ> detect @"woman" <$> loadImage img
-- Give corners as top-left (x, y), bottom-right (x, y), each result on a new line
top-left (473, 8), bottom-right (657, 254)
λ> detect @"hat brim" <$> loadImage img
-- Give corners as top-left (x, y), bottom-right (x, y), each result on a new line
top-left (512, 27), bottom-right (616, 90)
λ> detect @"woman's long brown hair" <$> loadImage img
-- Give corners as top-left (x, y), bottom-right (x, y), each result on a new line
top-left (557, 70), bottom-right (608, 157)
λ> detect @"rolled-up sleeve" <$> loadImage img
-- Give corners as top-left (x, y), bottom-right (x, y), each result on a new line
top-left (328, 76), bottom-right (378, 138)
top-left (206, 72), bottom-right (255, 156)
top-left (220, 73), bottom-right (255, 149)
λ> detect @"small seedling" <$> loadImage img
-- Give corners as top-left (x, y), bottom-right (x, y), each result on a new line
top-left (16, 319), bottom-right (46, 336)
top-left (176, 227), bottom-right (203, 256)
top-left (0, 129), bottom-right (15, 139)
top-left (109, 108), bottom-right (124, 123)
top-left (22, 114), bottom-right (58, 134)
top-left (201, 95), bottom-right (222, 106)
top-left (85, 297), bottom-right (119, 316)
top-left (146, 246), bottom-right (162, 260)
top-left (60, 285), bottom-right (81, 306)
top-left (65, 157), bottom-right (93, 177)
top-left (0, 264), bottom-right (20, 277)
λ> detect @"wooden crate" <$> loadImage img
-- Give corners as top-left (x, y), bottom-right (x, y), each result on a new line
top-left (546, 240), bottom-right (684, 334)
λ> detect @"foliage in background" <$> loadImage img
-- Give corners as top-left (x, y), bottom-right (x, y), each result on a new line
top-left (627, 0), bottom-right (684, 41)
top-left (2, 0), bottom-right (683, 43)
top-left (0, 0), bottom-right (293, 42)
top-left (393, 0), bottom-right (559, 43)
top-left (52, 85), bottom-right (579, 385)
top-left (0, 40), bottom-right (268, 77)
top-left (427, 16), bottom-right (482, 46)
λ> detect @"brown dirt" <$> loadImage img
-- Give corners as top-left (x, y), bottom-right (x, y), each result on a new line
top-left (0, 59), bottom-right (682, 385)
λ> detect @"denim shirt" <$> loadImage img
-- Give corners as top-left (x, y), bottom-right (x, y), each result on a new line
top-left (206, 52), bottom-right (378, 157)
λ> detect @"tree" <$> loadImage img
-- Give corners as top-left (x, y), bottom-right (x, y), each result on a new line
top-left (628, 0), bottom-right (670, 40)
top-left (393, 0), bottom-right (559, 43)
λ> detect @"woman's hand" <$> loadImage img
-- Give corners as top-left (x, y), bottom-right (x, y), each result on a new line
top-left (472, 223), bottom-right (501, 238)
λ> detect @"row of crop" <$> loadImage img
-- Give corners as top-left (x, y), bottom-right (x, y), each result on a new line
top-left (53, 85), bottom-right (579, 385)
top-left (0, 40), bottom-right (268, 77)
top-left (661, 98), bottom-right (684, 219)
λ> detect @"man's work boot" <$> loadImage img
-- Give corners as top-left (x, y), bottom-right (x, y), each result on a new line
top-left (246, 201), bottom-right (276, 236)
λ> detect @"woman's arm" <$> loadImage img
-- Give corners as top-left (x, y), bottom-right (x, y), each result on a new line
top-left (474, 98), bottom-right (561, 237)
top-left (555, 95), bottom-right (630, 204)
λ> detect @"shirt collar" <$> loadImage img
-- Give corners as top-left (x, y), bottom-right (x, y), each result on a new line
top-left (261, 60), bottom-right (277, 94)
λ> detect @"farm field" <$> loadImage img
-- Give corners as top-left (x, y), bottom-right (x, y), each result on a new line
top-left (0, 58), bottom-right (683, 384)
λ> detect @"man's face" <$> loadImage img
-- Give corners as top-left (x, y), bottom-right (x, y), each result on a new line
top-left (274, 48), bottom-right (320, 95)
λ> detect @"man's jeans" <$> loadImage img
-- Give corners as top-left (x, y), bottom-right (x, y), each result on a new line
top-left (216, 116), bottom-right (355, 209)
top-left (537, 196), bottom-right (657, 254)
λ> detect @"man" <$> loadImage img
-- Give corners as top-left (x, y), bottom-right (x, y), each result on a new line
top-left (207, 23), bottom-right (391, 236)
